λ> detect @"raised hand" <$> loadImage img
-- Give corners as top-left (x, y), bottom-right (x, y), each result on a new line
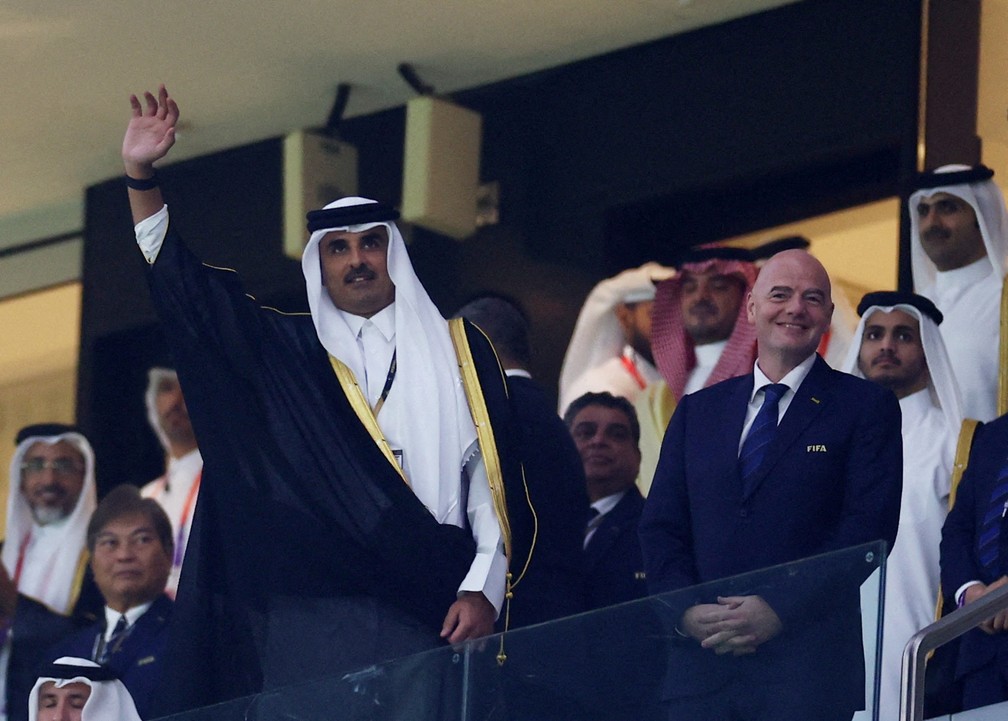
top-left (123, 84), bottom-right (179, 178)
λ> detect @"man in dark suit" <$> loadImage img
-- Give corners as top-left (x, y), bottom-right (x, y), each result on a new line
top-left (640, 249), bottom-right (903, 721)
top-left (565, 392), bottom-right (648, 609)
top-left (940, 413), bottom-right (1008, 710)
top-left (566, 391), bottom-right (661, 720)
top-left (49, 486), bottom-right (173, 719)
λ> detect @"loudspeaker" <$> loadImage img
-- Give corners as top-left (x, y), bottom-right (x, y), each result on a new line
top-left (401, 96), bottom-right (482, 240)
top-left (283, 130), bottom-right (358, 259)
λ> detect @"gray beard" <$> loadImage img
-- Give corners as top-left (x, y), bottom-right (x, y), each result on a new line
top-left (31, 506), bottom-right (67, 526)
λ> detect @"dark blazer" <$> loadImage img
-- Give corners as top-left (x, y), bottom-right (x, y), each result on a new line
top-left (49, 594), bottom-right (173, 719)
top-left (503, 374), bottom-right (588, 628)
top-left (640, 355), bottom-right (902, 715)
top-left (584, 486), bottom-right (648, 610)
top-left (940, 414), bottom-right (1008, 695)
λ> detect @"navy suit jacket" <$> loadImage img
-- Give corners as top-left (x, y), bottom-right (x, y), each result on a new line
top-left (584, 486), bottom-right (648, 610)
top-left (940, 414), bottom-right (1008, 684)
top-left (49, 595), bottom-right (172, 719)
top-left (640, 355), bottom-right (902, 713)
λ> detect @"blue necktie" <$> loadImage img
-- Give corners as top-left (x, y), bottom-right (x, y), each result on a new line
top-left (977, 461), bottom-right (1008, 573)
top-left (739, 384), bottom-right (788, 487)
top-left (97, 615), bottom-right (129, 664)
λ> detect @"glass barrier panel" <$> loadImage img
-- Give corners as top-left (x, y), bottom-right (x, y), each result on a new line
top-left (154, 541), bottom-right (886, 721)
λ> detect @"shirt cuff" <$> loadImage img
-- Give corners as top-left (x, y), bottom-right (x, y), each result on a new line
top-left (955, 581), bottom-right (984, 607)
top-left (135, 204), bottom-right (169, 264)
top-left (457, 456), bottom-right (507, 616)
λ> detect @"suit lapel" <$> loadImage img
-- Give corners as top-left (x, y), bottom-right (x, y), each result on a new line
top-left (105, 595), bottom-right (171, 668)
top-left (584, 490), bottom-right (639, 570)
top-left (741, 357), bottom-right (831, 500)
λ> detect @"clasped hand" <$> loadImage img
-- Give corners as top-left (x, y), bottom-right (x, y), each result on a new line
top-left (680, 595), bottom-right (782, 656)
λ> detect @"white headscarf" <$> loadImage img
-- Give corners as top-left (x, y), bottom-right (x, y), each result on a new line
top-left (144, 367), bottom-right (176, 453)
top-left (3, 429), bottom-right (96, 614)
top-left (840, 302), bottom-right (964, 434)
top-left (301, 197), bottom-right (476, 515)
top-left (558, 262), bottom-right (674, 411)
top-left (909, 164), bottom-right (1008, 291)
top-left (28, 658), bottom-right (141, 721)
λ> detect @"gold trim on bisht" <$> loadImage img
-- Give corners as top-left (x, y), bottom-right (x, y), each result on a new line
top-left (448, 318), bottom-right (513, 564)
top-left (65, 548), bottom-right (91, 616)
top-left (932, 417), bottom-right (981, 631)
top-left (999, 275), bottom-right (1008, 416)
top-left (328, 354), bottom-right (408, 484)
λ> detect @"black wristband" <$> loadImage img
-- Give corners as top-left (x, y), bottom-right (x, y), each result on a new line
top-left (125, 173), bottom-right (159, 191)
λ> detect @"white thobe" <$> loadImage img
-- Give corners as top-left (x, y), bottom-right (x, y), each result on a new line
top-left (562, 346), bottom-right (661, 412)
top-left (682, 339), bottom-right (728, 395)
top-left (920, 258), bottom-right (1000, 422)
top-left (141, 448), bottom-right (203, 599)
top-left (876, 390), bottom-right (955, 721)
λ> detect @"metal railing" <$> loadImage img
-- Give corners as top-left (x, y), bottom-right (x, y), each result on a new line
top-left (900, 582), bottom-right (1008, 720)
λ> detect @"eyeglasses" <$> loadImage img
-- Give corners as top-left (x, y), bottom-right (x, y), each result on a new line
top-left (20, 458), bottom-right (83, 476)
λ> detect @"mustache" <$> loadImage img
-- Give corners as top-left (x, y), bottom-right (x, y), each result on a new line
top-left (687, 299), bottom-right (719, 316)
top-left (33, 483), bottom-right (67, 499)
top-left (871, 351), bottom-right (900, 366)
top-left (922, 227), bottom-right (950, 243)
top-left (344, 265), bottom-right (376, 283)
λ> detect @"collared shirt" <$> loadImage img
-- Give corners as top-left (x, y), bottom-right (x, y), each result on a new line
top-left (922, 256), bottom-right (1001, 421)
top-left (338, 303), bottom-right (396, 408)
top-left (930, 256), bottom-right (994, 310)
top-left (585, 490), bottom-right (627, 548)
top-left (504, 368), bottom-right (532, 380)
top-left (738, 353), bottom-right (818, 454)
top-left (683, 339), bottom-right (729, 395)
top-left (102, 601), bottom-right (154, 643)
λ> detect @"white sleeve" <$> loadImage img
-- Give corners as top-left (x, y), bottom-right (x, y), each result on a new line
top-left (457, 449), bottom-right (507, 616)
top-left (135, 205), bottom-right (170, 264)
top-left (955, 580), bottom-right (985, 606)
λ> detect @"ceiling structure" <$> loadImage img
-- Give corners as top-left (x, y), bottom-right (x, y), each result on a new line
top-left (0, 0), bottom-right (796, 246)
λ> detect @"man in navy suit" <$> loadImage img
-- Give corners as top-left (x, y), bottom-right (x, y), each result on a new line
top-left (567, 391), bottom-right (662, 720)
top-left (565, 392), bottom-right (648, 609)
top-left (49, 486), bottom-right (173, 719)
top-left (940, 413), bottom-right (1008, 710)
top-left (640, 249), bottom-right (902, 721)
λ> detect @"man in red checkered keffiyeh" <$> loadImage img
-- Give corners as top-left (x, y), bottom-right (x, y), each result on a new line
top-left (637, 247), bottom-right (758, 493)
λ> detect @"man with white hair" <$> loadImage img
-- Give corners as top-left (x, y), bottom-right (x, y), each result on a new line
top-left (841, 290), bottom-right (963, 720)
top-left (120, 85), bottom-right (520, 714)
top-left (558, 262), bottom-right (674, 413)
top-left (140, 367), bottom-right (201, 598)
top-left (0, 425), bottom-right (102, 721)
top-left (29, 658), bottom-right (140, 721)
top-left (909, 164), bottom-right (1008, 421)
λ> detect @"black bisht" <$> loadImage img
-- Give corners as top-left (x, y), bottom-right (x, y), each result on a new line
top-left (144, 226), bottom-right (523, 715)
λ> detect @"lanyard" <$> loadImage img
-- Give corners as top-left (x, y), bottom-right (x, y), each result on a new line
top-left (172, 470), bottom-right (202, 569)
top-left (371, 350), bottom-right (397, 416)
top-left (620, 353), bottom-right (648, 390)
